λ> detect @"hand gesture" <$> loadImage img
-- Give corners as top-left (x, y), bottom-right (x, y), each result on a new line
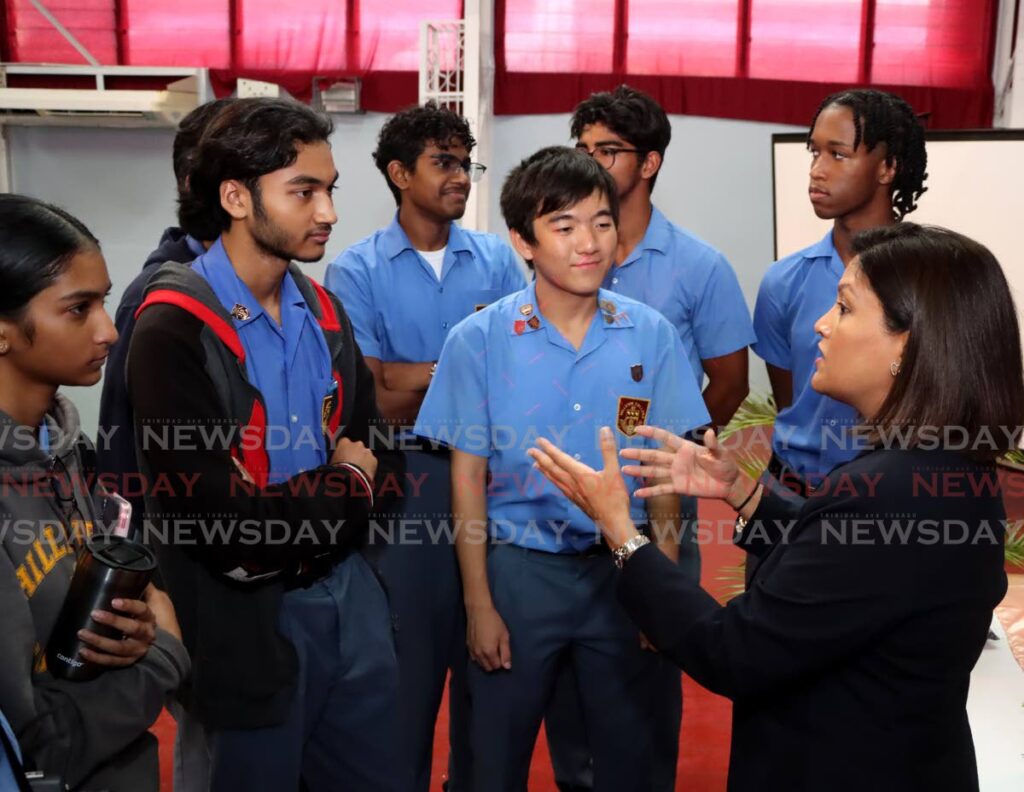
top-left (529, 427), bottom-right (632, 528)
top-left (620, 427), bottom-right (739, 501)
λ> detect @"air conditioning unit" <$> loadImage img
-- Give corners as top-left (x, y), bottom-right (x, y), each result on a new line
top-left (313, 77), bottom-right (362, 114)
top-left (0, 65), bottom-right (211, 127)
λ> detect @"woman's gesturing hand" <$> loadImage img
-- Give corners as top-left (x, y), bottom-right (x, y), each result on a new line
top-left (530, 427), bottom-right (641, 549)
top-left (620, 426), bottom-right (739, 501)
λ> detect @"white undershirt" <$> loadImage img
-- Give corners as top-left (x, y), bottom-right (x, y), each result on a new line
top-left (417, 247), bottom-right (447, 280)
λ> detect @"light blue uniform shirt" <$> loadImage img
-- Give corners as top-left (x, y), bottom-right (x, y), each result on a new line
top-left (752, 230), bottom-right (861, 480)
top-left (193, 239), bottom-right (332, 483)
top-left (184, 234), bottom-right (206, 258)
top-left (0, 708), bottom-right (22, 792)
top-left (414, 283), bottom-right (710, 553)
top-left (603, 207), bottom-right (755, 384)
top-left (325, 215), bottom-right (526, 364)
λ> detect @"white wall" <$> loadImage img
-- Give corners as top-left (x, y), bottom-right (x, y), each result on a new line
top-left (8, 111), bottom-right (797, 435)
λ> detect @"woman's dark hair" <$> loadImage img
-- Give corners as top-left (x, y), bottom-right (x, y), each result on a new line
top-left (500, 146), bottom-right (619, 249)
top-left (854, 223), bottom-right (1024, 460)
top-left (373, 101), bottom-right (476, 205)
top-left (570, 84), bottom-right (672, 191)
top-left (0, 194), bottom-right (99, 329)
top-left (809, 89), bottom-right (928, 221)
top-left (179, 98), bottom-right (334, 241)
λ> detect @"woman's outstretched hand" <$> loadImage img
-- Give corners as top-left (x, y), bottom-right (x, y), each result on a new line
top-left (620, 426), bottom-right (740, 502)
top-left (529, 427), bottom-right (638, 548)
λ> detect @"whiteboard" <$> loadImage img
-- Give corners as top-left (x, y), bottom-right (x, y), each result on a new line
top-left (771, 131), bottom-right (1024, 316)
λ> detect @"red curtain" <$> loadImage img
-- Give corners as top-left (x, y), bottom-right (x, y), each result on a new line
top-left (1, 0), bottom-right (461, 109)
top-left (1, 1), bottom-right (998, 125)
top-left (495, 0), bottom-right (998, 128)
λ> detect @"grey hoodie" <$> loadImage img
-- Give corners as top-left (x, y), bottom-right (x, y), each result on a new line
top-left (0, 393), bottom-right (188, 790)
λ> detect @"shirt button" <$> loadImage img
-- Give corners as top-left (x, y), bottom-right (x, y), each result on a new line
top-left (291, 415), bottom-right (298, 423)
top-left (612, 277), bottom-right (619, 284)
top-left (573, 453), bottom-right (581, 460)
top-left (573, 403), bottom-right (581, 411)
top-left (442, 322), bottom-right (448, 329)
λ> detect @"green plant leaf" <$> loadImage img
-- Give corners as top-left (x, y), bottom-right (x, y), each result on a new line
top-left (719, 392), bottom-right (778, 441)
top-left (714, 559), bottom-right (747, 603)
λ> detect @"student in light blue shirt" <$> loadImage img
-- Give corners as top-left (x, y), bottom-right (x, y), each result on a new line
top-left (565, 83), bottom-right (755, 790)
top-left (325, 103), bottom-right (524, 792)
top-left (753, 89), bottom-right (928, 494)
top-left (572, 86), bottom-right (753, 429)
top-left (129, 98), bottom-right (401, 792)
top-left (0, 708), bottom-right (23, 792)
top-left (416, 147), bottom-right (709, 791)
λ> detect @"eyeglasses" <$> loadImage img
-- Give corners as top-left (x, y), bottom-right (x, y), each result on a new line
top-left (430, 153), bottom-right (487, 183)
top-left (575, 144), bottom-right (643, 170)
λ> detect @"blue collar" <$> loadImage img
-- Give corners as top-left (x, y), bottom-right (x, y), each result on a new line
top-left (185, 235), bottom-right (207, 258)
top-left (506, 282), bottom-right (635, 337)
top-left (803, 229), bottom-right (838, 260)
top-left (621, 205), bottom-right (672, 266)
top-left (193, 238), bottom-right (307, 327)
top-left (381, 212), bottom-right (473, 261)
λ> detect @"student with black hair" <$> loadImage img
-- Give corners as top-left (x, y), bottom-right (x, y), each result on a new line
top-left (0, 194), bottom-right (187, 791)
top-left (98, 97), bottom-right (233, 540)
top-left (564, 83), bottom-right (755, 790)
top-left (416, 147), bottom-right (709, 792)
top-left (96, 95), bottom-right (234, 792)
top-left (571, 86), bottom-right (754, 431)
top-left (754, 89), bottom-right (928, 496)
top-left (128, 98), bottom-right (403, 790)
top-left (325, 101), bottom-right (524, 792)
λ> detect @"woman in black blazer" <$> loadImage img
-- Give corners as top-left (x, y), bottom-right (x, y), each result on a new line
top-left (530, 223), bottom-right (1023, 792)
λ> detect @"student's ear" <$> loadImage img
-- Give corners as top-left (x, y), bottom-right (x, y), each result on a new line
top-left (387, 160), bottom-right (411, 194)
top-left (640, 150), bottom-right (662, 182)
top-left (220, 179), bottom-right (251, 221)
top-left (878, 154), bottom-right (896, 186)
top-left (508, 228), bottom-right (535, 265)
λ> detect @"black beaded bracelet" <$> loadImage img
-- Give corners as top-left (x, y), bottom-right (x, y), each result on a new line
top-left (733, 481), bottom-right (761, 514)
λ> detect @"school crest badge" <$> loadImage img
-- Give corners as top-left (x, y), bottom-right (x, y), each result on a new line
top-left (616, 396), bottom-right (650, 436)
top-left (321, 390), bottom-right (337, 436)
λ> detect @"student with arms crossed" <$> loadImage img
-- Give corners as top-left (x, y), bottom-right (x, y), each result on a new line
top-left (326, 102), bottom-right (524, 792)
top-left (560, 85), bottom-right (756, 788)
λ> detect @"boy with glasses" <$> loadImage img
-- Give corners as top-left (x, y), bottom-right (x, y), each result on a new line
top-left (547, 84), bottom-right (755, 790)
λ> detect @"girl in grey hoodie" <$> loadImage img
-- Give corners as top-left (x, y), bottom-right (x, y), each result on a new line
top-left (0, 194), bottom-right (188, 791)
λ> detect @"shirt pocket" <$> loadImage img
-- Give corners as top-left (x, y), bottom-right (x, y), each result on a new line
top-left (465, 288), bottom-right (502, 314)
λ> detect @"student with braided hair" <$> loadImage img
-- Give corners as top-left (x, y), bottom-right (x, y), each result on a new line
top-left (753, 89), bottom-right (928, 496)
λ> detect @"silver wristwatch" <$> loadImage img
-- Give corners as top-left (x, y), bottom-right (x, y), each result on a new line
top-left (612, 534), bottom-right (650, 569)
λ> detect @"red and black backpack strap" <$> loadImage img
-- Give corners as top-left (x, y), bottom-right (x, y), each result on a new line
top-left (292, 272), bottom-right (346, 442)
top-left (136, 288), bottom-right (270, 488)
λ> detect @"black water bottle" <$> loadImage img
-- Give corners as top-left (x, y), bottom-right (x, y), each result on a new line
top-left (46, 534), bottom-right (156, 682)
